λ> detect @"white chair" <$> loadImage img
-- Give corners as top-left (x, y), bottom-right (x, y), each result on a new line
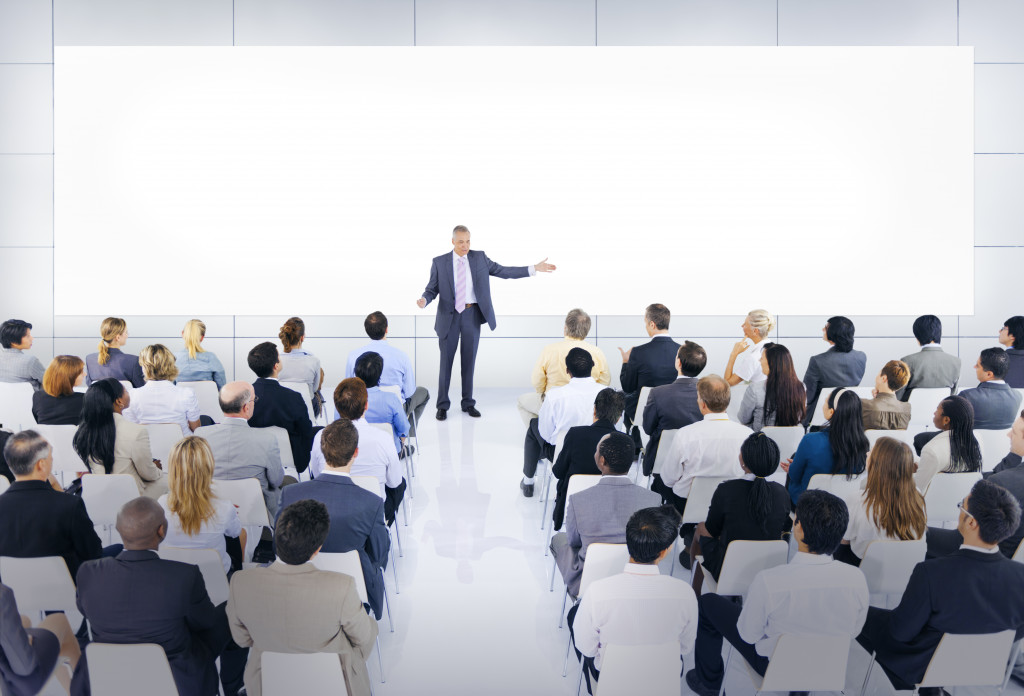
top-left (761, 425), bottom-right (805, 485)
top-left (87, 643), bottom-right (178, 696)
top-left (559, 543), bottom-right (630, 675)
top-left (865, 429), bottom-right (917, 455)
top-left (924, 472), bottom-right (983, 528)
top-left (352, 473), bottom-right (402, 598)
top-left (540, 429), bottom-right (570, 533)
top-left (158, 546), bottom-right (230, 606)
top-left (726, 382), bottom-right (748, 423)
top-left (859, 538), bottom-right (926, 609)
top-left (262, 651), bottom-right (349, 696)
top-left (0, 381), bottom-right (35, 431)
top-left (146, 423), bottom-right (184, 464)
top-left (646, 428), bottom-right (680, 488)
top-left (549, 475), bottom-right (602, 587)
top-left (178, 380), bottom-right (224, 423)
top-left (681, 476), bottom-right (729, 525)
top-left (807, 472), bottom-right (866, 500)
top-left (32, 423), bottom-right (90, 481)
top-left (907, 387), bottom-right (952, 430)
top-left (699, 540), bottom-right (788, 597)
top-left (975, 428), bottom-right (1012, 472)
top-left (259, 424), bottom-right (296, 472)
top-left (593, 641), bottom-right (679, 696)
top-left (0, 556), bottom-right (84, 630)
top-left (746, 634), bottom-right (851, 694)
top-left (281, 381), bottom-right (319, 424)
top-left (0, 477), bottom-right (9, 494)
top-left (632, 385), bottom-right (654, 449)
top-left (212, 478), bottom-right (270, 565)
top-left (1014, 538), bottom-right (1024, 563)
top-left (81, 474), bottom-right (139, 545)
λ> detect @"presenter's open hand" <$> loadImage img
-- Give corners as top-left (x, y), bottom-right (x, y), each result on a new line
top-left (534, 258), bottom-right (557, 273)
top-left (416, 298), bottom-right (427, 309)
top-left (618, 347), bottom-right (632, 363)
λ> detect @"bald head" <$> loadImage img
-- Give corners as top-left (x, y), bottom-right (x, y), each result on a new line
top-left (697, 374), bottom-right (731, 413)
top-left (116, 497), bottom-right (167, 550)
top-left (219, 380), bottom-right (254, 417)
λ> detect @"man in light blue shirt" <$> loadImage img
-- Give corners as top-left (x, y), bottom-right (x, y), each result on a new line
top-left (353, 351), bottom-right (410, 456)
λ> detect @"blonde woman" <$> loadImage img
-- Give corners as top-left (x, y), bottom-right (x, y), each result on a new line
top-left (32, 355), bottom-right (86, 425)
top-left (159, 436), bottom-right (244, 575)
top-left (174, 319), bottom-right (226, 389)
top-left (277, 317), bottom-right (323, 399)
top-left (724, 309), bottom-right (775, 386)
top-left (123, 344), bottom-right (201, 436)
top-left (85, 317), bottom-right (145, 387)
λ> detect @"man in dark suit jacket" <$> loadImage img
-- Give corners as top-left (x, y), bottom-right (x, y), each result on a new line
top-left (0, 430), bottom-right (101, 580)
top-left (246, 342), bottom-right (315, 473)
top-left (278, 419), bottom-right (390, 619)
top-left (618, 304), bottom-right (681, 429)
top-left (958, 348), bottom-right (1022, 430)
top-left (858, 479), bottom-right (1024, 693)
top-left (416, 225), bottom-right (555, 420)
top-left (641, 341), bottom-right (707, 474)
top-left (803, 316), bottom-right (867, 426)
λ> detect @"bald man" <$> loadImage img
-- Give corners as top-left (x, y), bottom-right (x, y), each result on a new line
top-left (196, 381), bottom-right (286, 518)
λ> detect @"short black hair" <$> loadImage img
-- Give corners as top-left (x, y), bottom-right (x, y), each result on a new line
top-left (0, 319), bottom-right (32, 349)
top-left (247, 342), bottom-right (279, 379)
top-left (594, 388), bottom-right (625, 424)
top-left (354, 352), bottom-right (384, 389)
top-left (565, 347), bottom-right (595, 379)
top-left (1005, 317), bottom-right (1024, 350)
top-left (677, 341), bottom-right (707, 378)
top-left (598, 432), bottom-right (634, 475)
top-left (794, 489), bottom-right (849, 555)
top-left (826, 316), bottom-right (856, 353)
top-left (626, 506), bottom-right (682, 563)
top-left (968, 480), bottom-right (1022, 545)
top-left (979, 347), bottom-right (1010, 380)
top-left (912, 315), bottom-right (942, 346)
top-left (364, 311), bottom-right (388, 341)
top-left (275, 499), bottom-right (331, 565)
top-left (2, 430), bottom-right (50, 477)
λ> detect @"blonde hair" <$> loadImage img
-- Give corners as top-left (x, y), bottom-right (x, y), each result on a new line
top-left (42, 355), bottom-right (84, 397)
top-left (182, 319), bottom-right (206, 360)
top-left (166, 436), bottom-right (217, 536)
top-left (139, 344), bottom-right (179, 382)
top-left (97, 317), bottom-right (127, 366)
top-left (864, 437), bottom-right (927, 542)
top-left (747, 309), bottom-right (775, 339)
top-left (279, 317), bottom-right (305, 353)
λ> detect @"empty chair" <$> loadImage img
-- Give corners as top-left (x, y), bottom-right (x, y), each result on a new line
top-left (808, 472), bottom-right (866, 501)
top-left (262, 651), bottom-right (349, 696)
top-left (281, 381), bottom-right (318, 424)
top-left (86, 643), bottom-right (177, 696)
top-left (0, 381), bottom-right (35, 431)
top-left (908, 387), bottom-right (951, 430)
top-left (761, 425), bottom-right (804, 485)
top-left (0, 556), bottom-right (83, 630)
top-left (924, 472), bottom-right (983, 528)
top-left (31, 423), bottom-right (89, 480)
top-left (859, 539), bottom-right (927, 609)
top-left (699, 540), bottom-right (788, 597)
top-left (745, 634), bottom-right (851, 694)
top-left (157, 546), bottom-right (229, 606)
top-left (212, 478), bottom-right (271, 565)
top-left (975, 428), bottom-right (1012, 472)
top-left (178, 381), bottom-right (224, 424)
top-left (81, 474), bottom-right (139, 545)
top-left (146, 423), bottom-right (184, 464)
top-left (594, 641), bottom-right (679, 696)
top-left (681, 476), bottom-right (730, 525)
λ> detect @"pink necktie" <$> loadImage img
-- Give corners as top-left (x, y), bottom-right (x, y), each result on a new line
top-left (455, 257), bottom-right (466, 313)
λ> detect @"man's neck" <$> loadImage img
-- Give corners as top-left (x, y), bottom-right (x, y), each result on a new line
top-left (876, 388), bottom-right (894, 396)
top-left (123, 544), bottom-right (159, 552)
top-left (650, 330), bottom-right (669, 337)
top-left (13, 475), bottom-right (47, 484)
top-left (225, 414), bottom-right (248, 421)
top-left (324, 466), bottom-right (353, 474)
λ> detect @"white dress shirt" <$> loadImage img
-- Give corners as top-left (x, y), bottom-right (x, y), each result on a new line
top-left (308, 417), bottom-right (403, 495)
top-left (736, 552), bottom-right (869, 658)
top-left (660, 413), bottom-right (751, 498)
top-left (158, 494), bottom-right (243, 574)
top-left (733, 340), bottom-right (768, 384)
top-left (572, 562), bottom-right (699, 670)
top-left (122, 380), bottom-right (201, 436)
top-left (538, 377), bottom-right (607, 444)
top-left (843, 491), bottom-right (924, 559)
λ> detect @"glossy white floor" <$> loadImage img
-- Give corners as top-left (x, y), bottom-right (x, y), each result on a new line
top-left (368, 388), bottom-right (1024, 696)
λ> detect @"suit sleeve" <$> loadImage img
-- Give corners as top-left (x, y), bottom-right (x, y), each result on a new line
top-left (483, 254), bottom-right (531, 280)
top-left (72, 498), bottom-right (103, 564)
top-left (129, 359), bottom-right (146, 389)
top-left (0, 587), bottom-right (38, 676)
top-left (391, 398), bottom-right (410, 439)
top-left (338, 575), bottom-right (379, 661)
top-left (642, 393), bottom-right (660, 437)
top-left (184, 567), bottom-right (218, 634)
top-left (366, 499), bottom-right (391, 570)
top-left (704, 485), bottom-right (728, 538)
top-left (566, 496), bottom-right (582, 551)
top-left (421, 258), bottom-right (440, 304)
top-left (787, 436), bottom-right (812, 504)
top-left (132, 427), bottom-right (163, 482)
top-left (620, 353), bottom-right (638, 395)
top-left (531, 352), bottom-right (548, 394)
top-left (803, 356), bottom-right (821, 408)
top-left (552, 431), bottom-right (573, 480)
top-left (887, 563), bottom-right (933, 642)
top-left (994, 453), bottom-right (1024, 474)
top-left (265, 434), bottom-right (285, 489)
top-left (29, 357), bottom-right (45, 390)
top-left (226, 575), bottom-right (253, 648)
top-left (400, 354), bottom-right (416, 402)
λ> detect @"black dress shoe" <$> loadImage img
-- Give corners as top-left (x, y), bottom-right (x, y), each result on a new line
top-left (685, 669), bottom-right (719, 696)
top-left (679, 550), bottom-right (692, 571)
top-left (463, 406), bottom-right (482, 417)
top-left (520, 479), bottom-right (534, 498)
top-left (436, 408), bottom-right (447, 421)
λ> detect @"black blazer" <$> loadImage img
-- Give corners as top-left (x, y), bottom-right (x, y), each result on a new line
top-left (699, 478), bottom-right (792, 580)
top-left (249, 377), bottom-right (315, 472)
top-left (986, 455), bottom-right (1024, 557)
top-left (31, 391), bottom-right (84, 426)
top-left (640, 376), bottom-right (702, 475)
top-left (279, 475), bottom-right (390, 619)
top-left (959, 381), bottom-right (1022, 430)
top-left (620, 336), bottom-right (681, 426)
top-left (551, 419), bottom-right (618, 530)
top-left (72, 550), bottom-right (222, 696)
top-left (0, 480), bottom-right (102, 579)
top-left (1006, 349), bottom-right (1024, 389)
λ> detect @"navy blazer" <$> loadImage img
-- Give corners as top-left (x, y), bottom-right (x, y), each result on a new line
top-left (620, 336), bottom-right (682, 426)
top-left (803, 347), bottom-right (867, 425)
top-left (420, 249), bottom-right (530, 339)
top-left (987, 456), bottom-right (1024, 557)
top-left (249, 377), bottom-right (315, 473)
top-left (641, 376), bottom-right (702, 474)
top-left (278, 475), bottom-right (390, 619)
top-left (1007, 349), bottom-right (1024, 389)
top-left (959, 381), bottom-right (1022, 430)
top-left (550, 419), bottom-right (618, 530)
top-left (85, 348), bottom-right (145, 388)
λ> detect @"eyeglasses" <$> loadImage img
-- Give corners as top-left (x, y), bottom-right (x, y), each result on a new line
top-left (957, 499), bottom-right (974, 520)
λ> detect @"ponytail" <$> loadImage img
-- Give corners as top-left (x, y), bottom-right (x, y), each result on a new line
top-left (740, 432), bottom-right (781, 534)
top-left (97, 317), bottom-right (127, 366)
top-left (182, 319), bottom-right (207, 360)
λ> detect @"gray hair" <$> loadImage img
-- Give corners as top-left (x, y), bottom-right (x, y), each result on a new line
top-left (2, 430), bottom-right (51, 477)
top-left (564, 308), bottom-right (592, 340)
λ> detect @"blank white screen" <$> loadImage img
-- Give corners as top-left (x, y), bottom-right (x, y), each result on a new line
top-left (54, 46), bottom-right (973, 316)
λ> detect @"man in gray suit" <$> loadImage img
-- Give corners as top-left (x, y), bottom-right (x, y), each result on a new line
top-left (196, 381), bottom-right (286, 518)
top-left (897, 315), bottom-right (961, 401)
top-left (416, 225), bottom-right (556, 420)
top-left (551, 431), bottom-right (661, 598)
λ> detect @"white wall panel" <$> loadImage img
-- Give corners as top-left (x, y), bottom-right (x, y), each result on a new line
top-left (778, 0), bottom-right (957, 46)
top-left (54, 0), bottom-right (232, 46)
top-left (0, 247), bottom-right (52, 337)
top-left (54, 315), bottom-right (235, 339)
top-left (234, 0), bottom-right (413, 46)
top-left (780, 315), bottom-right (959, 339)
top-left (975, 155), bottom-right (1024, 245)
top-left (415, 0), bottom-right (596, 46)
top-left (976, 64), bottom-right (1024, 153)
top-left (0, 155), bottom-right (52, 246)
top-left (959, 247), bottom-right (1024, 337)
top-left (959, 0), bottom-right (1024, 63)
top-left (0, 65), bottom-right (51, 153)
top-left (234, 315), bottom-right (417, 339)
top-left (596, 0), bottom-right (776, 47)
top-left (0, 0), bottom-right (51, 63)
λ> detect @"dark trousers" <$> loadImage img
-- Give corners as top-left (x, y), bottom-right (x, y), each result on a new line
top-left (925, 526), bottom-right (963, 558)
top-left (404, 386), bottom-right (430, 436)
top-left (694, 594), bottom-right (769, 690)
top-left (385, 480), bottom-right (407, 527)
top-left (524, 417), bottom-right (555, 477)
top-left (566, 603), bottom-right (601, 694)
top-left (651, 475), bottom-right (688, 519)
top-left (856, 607), bottom-right (919, 690)
top-left (437, 306), bottom-right (483, 411)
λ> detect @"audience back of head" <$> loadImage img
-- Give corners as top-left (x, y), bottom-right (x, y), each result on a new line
top-left (746, 309), bottom-right (775, 339)
top-left (0, 319), bottom-right (32, 349)
top-left (823, 389), bottom-right (868, 479)
top-left (116, 497), bottom-right (166, 549)
top-left (979, 347), bottom-right (1009, 380)
top-left (795, 489), bottom-right (849, 555)
top-left (73, 378), bottom-right (124, 474)
top-left (864, 437), bottom-right (926, 540)
top-left (968, 479), bottom-right (1022, 545)
top-left (826, 316), bottom-right (856, 353)
top-left (565, 347), bottom-right (595, 379)
top-left (218, 382), bottom-right (252, 415)
top-left (2, 429), bottom-right (50, 477)
top-left (564, 309), bottom-right (592, 340)
top-left (880, 360), bottom-right (911, 391)
top-left (913, 315), bottom-right (942, 346)
top-left (276, 499), bottom-right (331, 565)
top-left (763, 343), bottom-right (806, 426)
top-left (1004, 317), bottom-right (1024, 349)
top-left (677, 341), bottom-right (707, 378)
top-left (354, 352), bottom-right (384, 389)
top-left (182, 319), bottom-right (207, 359)
top-left (43, 355), bottom-right (84, 397)
top-left (248, 342), bottom-right (279, 379)
top-left (740, 432), bottom-right (781, 533)
top-left (940, 395), bottom-right (983, 472)
top-left (625, 506), bottom-right (682, 563)
top-left (97, 317), bottom-right (127, 365)
top-left (334, 377), bottom-right (368, 420)
top-left (645, 304), bottom-right (671, 331)
top-left (139, 344), bottom-right (179, 382)
top-left (594, 388), bottom-right (625, 424)
top-left (697, 375), bottom-right (730, 413)
top-left (166, 436), bottom-right (216, 536)
top-left (364, 311), bottom-right (388, 340)
top-left (598, 432), bottom-right (635, 475)
top-left (279, 317), bottom-right (305, 353)
top-left (320, 418), bottom-right (359, 469)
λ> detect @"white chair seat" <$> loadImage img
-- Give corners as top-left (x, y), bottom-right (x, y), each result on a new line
top-left (87, 643), bottom-right (178, 696)
top-left (158, 546), bottom-right (229, 606)
top-left (81, 474), bottom-right (140, 545)
top-left (975, 428), bottom-right (1012, 472)
top-left (262, 652), bottom-right (349, 696)
top-left (924, 472), bottom-right (983, 527)
top-left (0, 382), bottom-right (35, 432)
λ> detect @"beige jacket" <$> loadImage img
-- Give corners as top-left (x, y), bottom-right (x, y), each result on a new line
top-left (531, 338), bottom-right (611, 394)
top-left (88, 413), bottom-right (167, 498)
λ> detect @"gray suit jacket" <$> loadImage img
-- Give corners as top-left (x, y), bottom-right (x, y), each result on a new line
top-left (959, 381), bottom-right (1022, 430)
top-left (196, 418), bottom-right (285, 517)
top-left (897, 345), bottom-right (961, 400)
top-left (803, 347), bottom-right (867, 424)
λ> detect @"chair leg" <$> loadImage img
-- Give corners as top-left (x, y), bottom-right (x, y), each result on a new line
top-left (382, 575), bottom-right (395, 633)
top-left (860, 654), bottom-right (875, 696)
top-left (404, 454), bottom-right (414, 500)
top-left (375, 635), bottom-right (385, 684)
top-left (550, 554), bottom-right (559, 592)
top-left (562, 629), bottom-right (574, 677)
top-left (669, 537), bottom-right (677, 576)
top-left (540, 467), bottom-right (553, 531)
top-left (558, 591), bottom-right (569, 628)
top-left (717, 642), bottom-right (733, 696)
top-left (402, 494), bottom-right (410, 527)
top-left (576, 659), bottom-right (585, 695)
top-left (394, 520), bottom-right (404, 559)
top-left (544, 514), bottom-right (556, 557)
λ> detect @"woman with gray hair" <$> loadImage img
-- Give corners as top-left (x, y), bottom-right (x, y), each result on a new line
top-left (724, 309), bottom-right (775, 387)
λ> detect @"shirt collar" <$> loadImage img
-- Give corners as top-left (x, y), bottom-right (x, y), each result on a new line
top-left (702, 412), bottom-right (730, 422)
top-left (224, 416), bottom-right (249, 425)
top-left (453, 250), bottom-right (468, 263)
top-left (651, 334), bottom-right (672, 339)
top-left (791, 551), bottom-right (833, 565)
top-left (623, 562), bottom-right (660, 576)
top-left (741, 473), bottom-right (756, 481)
top-left (986, 379), bottom-right (1007, 385)
top-left (922, 343), bottom-right (942, 349)
top-left (319, 470), bottom-right (352, 479)
top-left (960, 544), bottom-right (1001, 554)
top-left (1, 347), bottom-right (23, 354)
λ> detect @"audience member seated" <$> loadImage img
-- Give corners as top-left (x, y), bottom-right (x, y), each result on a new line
top-left (277, 317), bottom-right (323, 405)
top-left (958, 347), bottom-right (1022, 430)
top-left (641, 341), bottom-right (707, 472)
top-left (31, 355), bottom-right (85, 425)
top-left (73, 497), bottom-right (241, 696)
top-left (123, 344), bottom-right (202, 437)
top-left (653, 375), bottom-right (750, 521)
top-left (551, 388), bottom-right (624, 531)
top-left (686, 489), bottom-right (868, 696)
top-left (861, 360), bottom-right (912, 430)
top-left (280, 419), bottom-right (390, 619)
top-left (159, 437), bottom-right (244, 575)
top-left (736, 342), bottom-right (806, 433)
top-left (247, 342), bottom-right (315, 475)
top-left (174, 319), bottom-right (227, 389)
top-left (723, 309), bottom-right (774, 387)
top-left (227, 500), bottom-right (378, 696)
top-left (521, 348), bottom-right (606, 498)
top-left (837, 437), bottom-right (926, 566)
top-left (857, 479), bottom-right (1024, 695)
top-left (914, 395), bottom-right (983, 494)
top-left (688, 433), bottom-right (792, 592)
top-left (0, 582), bottom-right (80, 695)
top-left (992, 409), bottom-right (1024, 475)
top-left (516, 308), bottom-right (610, 427)
top-left (550, 432), bottom-right (661, 598)
top-left (74, 378), bottom-right (167, 498)
top-left (571, 506), bottom-right (697, 694)
top-left (897, 315), bottom-right (960, 400)
top-left (803, 316), bottom-right (867, 426)
top-left (617, 304), bottom-right (680, 429)
top-left (310, 378), bottom-right (405, 525)
top-left (196, 381), bottom-right (285, 518)
top-left (784, 388), bottom-right (869, 505)
top-left (346, 311), bottom-right (430, 433)
top-left (353, 351), bottom-right (410, 456)
top-left (1001, 316), bottom-right (1024, 388)
top-left (85, 317), bottom-right (145, 388)
top-left (0, 319), bottom-right (44, 390)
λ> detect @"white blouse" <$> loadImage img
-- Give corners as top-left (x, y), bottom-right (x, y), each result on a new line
top-left (733, 340), bottom-right (768, 384)
top-left (159, 495), bottom-right (242, 574)
top-left (843, 490), bottom-right (924, 559)
top-left (123, 380), bottom-right (200, 436)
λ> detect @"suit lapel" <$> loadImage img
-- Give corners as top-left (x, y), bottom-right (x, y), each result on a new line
top-left (443, 253), bottom-right (456, 299)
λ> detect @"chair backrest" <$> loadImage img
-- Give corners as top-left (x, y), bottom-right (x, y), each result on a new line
top-left (578, 543), bottom-right (629, 597)
top-left (259, 425), bottom-right (295, 469)
top-left (974, 428), bottom-right (1012, 472)
top-left (681, 476), bottom-right (729, 525)
top-left (262, 651), bottom-right (349, 696)
top-left (726, 382), bottom-right (748, 423)
top-left (566, 474), bottom-right (602, 499)
top-left (212, 478), bottom-right (271, 527)
top-left (146, 423), bottom-right (184, 464)
top-left (351, 474), bottom-right (384, 500)
top-left (87, 643), bottom-right (178, 696)
top-left (633, 386), bottom-right (653, 434)
top-left (310, 551), bottom-right (368, 604)
top-left (0, 477), bottom-right (8, 494)
top-left (859, 539), bottom-right (926, 599)
top-left (865, 429), bottom-right (916, 455)
top-left (597, 642), bottom-right (679, 696)
top-left (809, 387), bottom-right (874, 426)
top-left (908, 387), bottom-right (951, 429)
top-left (650, 428), bottom-right (680, 476)
top-left (81, 474), bottom-right (140, 527)
top-left (158, 546), bottom-right (230, 606)
top-left (1014, 538), bottom-right (1024, 563)
top-left (551, 429), bottom-right (569, 464)
top-left (919, 630), bottom-right (1016, 688)
top-left (0, 556), bottom-right (81, 627)
top-left (715, 540), bottom-right (789, 597)
top-left (368, 421), bottom-right (393, 438)
top-left (379, 384), bottom-right (402, 398)
top-left (178, 381), bottom-right (224, 424)
top-left (0, 381), bottom-right (35, 431)
top-left (807, 473), bottom-right (865, 500)
top-left (280, 381), bottom-right (316, 423)
top-left (761, 425), bottom-right (805, 461)
top-left (756, 634), bottom-right (851, 693)
top-left (924, 472), bottom-right (983, 526)
top-left (32, 423), bottom-right (90, 476)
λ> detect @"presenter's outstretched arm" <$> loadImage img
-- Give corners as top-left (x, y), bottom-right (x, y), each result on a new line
top-left (415, 257), bottom-right (556, 308)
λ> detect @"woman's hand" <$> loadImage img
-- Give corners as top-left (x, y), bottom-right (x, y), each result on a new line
top-left (731, 339), bottom-right (750, 357)
top-left (780, 458), bottom-right (793, 473)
